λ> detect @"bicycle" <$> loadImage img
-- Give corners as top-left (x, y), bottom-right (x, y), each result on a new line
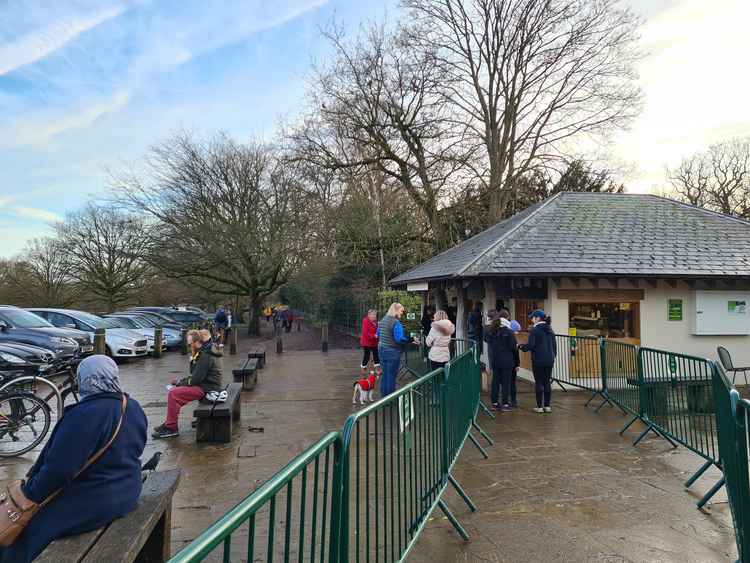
top-left (0, 391), bottom-right (52, 457)
top-left (0, 367), bottom-right (80, 421)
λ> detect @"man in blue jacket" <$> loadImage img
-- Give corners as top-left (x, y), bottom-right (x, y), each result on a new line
top-left (520, 310), bottom-right (557, 413)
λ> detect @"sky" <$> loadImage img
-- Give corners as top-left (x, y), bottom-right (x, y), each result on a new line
top-left (0, 0), bottom-right (749, 257)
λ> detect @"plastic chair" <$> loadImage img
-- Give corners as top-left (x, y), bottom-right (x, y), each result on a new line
top-left (717, 346), bottom-right (750, 385)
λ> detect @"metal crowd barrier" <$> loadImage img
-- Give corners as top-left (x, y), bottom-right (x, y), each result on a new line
top-left (171, 342), bottom-right (486, 563)
top-left (169, 431), bottom-right (343, 562)
top-left (545, 335), bottom-right (606, 405)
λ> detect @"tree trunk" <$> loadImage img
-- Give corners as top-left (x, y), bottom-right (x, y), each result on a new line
top-left (247, 295), bottom-right (262, 336)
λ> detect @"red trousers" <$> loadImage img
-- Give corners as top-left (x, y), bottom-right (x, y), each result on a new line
top-left (165, 386), bottom-right (205, 429)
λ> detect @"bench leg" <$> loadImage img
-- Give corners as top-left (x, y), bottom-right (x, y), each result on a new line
top-left (214, 416), bottom-right (232, 443)
top-left (196, 418), bottom-right (213, 443)
top-left (233, 399), bottom-right (242, 422)
top-left (135, 503), bottom-right (172, 563)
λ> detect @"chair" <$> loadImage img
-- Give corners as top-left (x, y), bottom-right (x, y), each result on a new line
top-left (717, 346), bottom-right (750, 385)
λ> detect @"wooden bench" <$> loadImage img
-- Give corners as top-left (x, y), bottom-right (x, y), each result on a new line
top-left (38, 469), bottom-right (180, 563)
top-left (247, 346), bottom-right (266, 369)
top-left (233, 358), bottom-right (259, 391)
top-left (193, 383), bottom-right (242, 443)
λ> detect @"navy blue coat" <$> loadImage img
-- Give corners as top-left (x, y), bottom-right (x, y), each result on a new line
top-left (484, 323), bottom-right (519, 371)
top-left (0, 392), bottom-right (147, 563)
top-left (520, 322), bottom-right (557, 367)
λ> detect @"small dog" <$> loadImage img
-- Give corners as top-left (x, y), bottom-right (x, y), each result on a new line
top-left (353, 371), bottom-right (379, 405)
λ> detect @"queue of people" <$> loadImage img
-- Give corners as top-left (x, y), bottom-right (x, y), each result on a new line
top-left (357, 302), bottom-right (558, 414)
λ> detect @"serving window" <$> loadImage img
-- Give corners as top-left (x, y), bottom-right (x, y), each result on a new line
top-left (569, 302), bottom-right (640, 340)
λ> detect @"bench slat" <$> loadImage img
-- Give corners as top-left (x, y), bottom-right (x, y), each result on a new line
top-left (81, 469), bottom-right (181, 563)
top-left (36, 528), bottom-right (105, 563)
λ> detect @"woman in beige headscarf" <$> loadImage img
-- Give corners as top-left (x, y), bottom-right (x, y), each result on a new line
top-left (425, 310), bottom-right (455, 370)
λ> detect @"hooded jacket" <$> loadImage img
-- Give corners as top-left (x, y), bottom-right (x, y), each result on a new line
top-left (425, 319), bottom-right (455, 363)
top-left (180, 340), bottom-right (223, 392)
top-left (520, 321), bottom-right (557, 367)
top-left (484, 318), bottom-right (520, 371)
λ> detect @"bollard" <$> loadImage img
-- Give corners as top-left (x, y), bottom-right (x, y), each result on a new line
top-left (297, 318), bottom-right (302, 332)
top-left (276, 325), bottom-right (283, 354)
top-left (153, 326), bottom-right (163, 358)
top-left (321, 323), bottom-right (329, 353)
top-left (94, 328), bottom-right (106, 355)
top-left (230, 327), bottom-right (237, 355)
top-left (180, 328), bottom-right (188, 355)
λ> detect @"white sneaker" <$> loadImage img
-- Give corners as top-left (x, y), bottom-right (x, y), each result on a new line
top-left (544, 407), bottom-right (552, 413)
top-left (533, 407), bottom-right (545, 413)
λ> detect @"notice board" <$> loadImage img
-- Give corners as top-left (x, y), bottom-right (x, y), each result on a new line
top-left (693, 291), bottom-right (750, 335)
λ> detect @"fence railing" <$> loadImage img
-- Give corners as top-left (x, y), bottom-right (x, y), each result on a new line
top-left (169, 431), bottom-right (343, 563)
top-left (171, 342), bottom-right (485, 563)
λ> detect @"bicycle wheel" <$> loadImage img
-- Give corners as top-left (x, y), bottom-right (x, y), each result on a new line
top-left (0, 392), bottom-right (52, 457)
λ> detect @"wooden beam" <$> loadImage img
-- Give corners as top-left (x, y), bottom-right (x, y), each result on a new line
top-left (607, 278), bottom-right (618, 289)
top-left (644, 278), bottom-right (658, 289)
top-left (569, 277), bottom-right (580, 287)
top-left (557, 288), bottom-right (645, 301)
top-left (625, 278), bottom-right (640, 288)
top-left (684, 279), bottom-right (696, 289)
top-left (665, 279), bottom-right (678, 288)
top-left (588, 278), bottom-right (600, 288)
top-left (551, 277), bottom-right (562, 287)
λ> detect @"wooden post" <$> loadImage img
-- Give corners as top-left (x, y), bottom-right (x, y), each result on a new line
top-left (94, 328), bottom-right (106, 355)
top-left (153, 327), bottom-right (163, 358)
top-left (276, 325), bottom-right (283, 354)
top-left (229, 327), bottom-right (238, 355)
top-left (321, 322), bottom-right (329, 353)
top-left (180, 328), bottom-right (188, 355)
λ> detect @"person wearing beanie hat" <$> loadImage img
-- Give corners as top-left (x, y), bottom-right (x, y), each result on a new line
top-left (520, 310), bottom-right (557, 413)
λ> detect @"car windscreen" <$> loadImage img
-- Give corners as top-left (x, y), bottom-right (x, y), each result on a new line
top-left (72, 311), bottom-right (112, 329)
top-left (130, 316), bottom-right (155, 327)
top-left (0, 309), bottom-right (54, 328)
top-left (108, 317), bottom-right (137, 328)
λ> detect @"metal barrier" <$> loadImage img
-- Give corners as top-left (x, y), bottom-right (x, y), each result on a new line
top-left (172, 342), bottom-right (486, 563)
top-left (169, 432), bottom-right (344, 563)
top-left (601, 340), bottom-right (641, 430)
top-left (713, 365), bottom-right (750, 562)
top-left (547, 335), bottom-right (605, 404)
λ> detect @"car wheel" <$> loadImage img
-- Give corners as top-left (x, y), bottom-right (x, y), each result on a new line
top-left (105, 345), bottom-right (112, 357)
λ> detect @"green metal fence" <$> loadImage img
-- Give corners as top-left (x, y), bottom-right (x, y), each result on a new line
top-left (171, 342), bottom-right (485, 563)
top-left (169, 431), bottom-right (344, 563)
top-left (601, 340), bottom-right (640, 425)
top-left (548, 335), bottom-right (606, 405)
top-left (713, 364), bottom-right (750, 562)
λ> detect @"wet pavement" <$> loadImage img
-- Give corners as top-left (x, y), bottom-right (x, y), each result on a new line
top-left (0, 324), bottom-right (737, 562)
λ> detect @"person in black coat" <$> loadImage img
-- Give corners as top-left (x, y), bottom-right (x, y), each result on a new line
top-left (484, 309), bottom-right (519, 411)
top-left (520, 310), bottom-right (557, 413)
top-left (0, 355), bottom-right (147, 563)
top-left (467, 301), bottom-right (484, 355)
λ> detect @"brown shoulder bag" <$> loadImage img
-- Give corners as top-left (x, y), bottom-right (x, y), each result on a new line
top-left (0, 394), bottom-right (127, 547)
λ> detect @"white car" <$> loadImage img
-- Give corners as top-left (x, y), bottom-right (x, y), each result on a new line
top-left (28, 309), bottom-right (149, 359)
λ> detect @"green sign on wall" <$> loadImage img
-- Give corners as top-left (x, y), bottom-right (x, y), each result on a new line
top-left (668, 299), bottom-right (683, 321)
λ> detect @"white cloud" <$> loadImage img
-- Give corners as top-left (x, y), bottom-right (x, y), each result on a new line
top-left (0, 4), bottom-right (126, 76)
top-left (12, 206), bottom-right (61, 223)
top-left (614, 0), bottom-right (750, 193)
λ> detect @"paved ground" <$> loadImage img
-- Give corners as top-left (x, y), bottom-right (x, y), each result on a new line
top-left (0, 324), bottom-right (738, 562)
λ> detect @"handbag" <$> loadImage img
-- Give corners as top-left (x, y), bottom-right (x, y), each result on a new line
top-left (0, 394), bottom-right (127, 547)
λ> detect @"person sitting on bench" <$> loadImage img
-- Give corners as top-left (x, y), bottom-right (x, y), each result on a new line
top-left (0, 355), bottom-right (147, 563)
top-left (153, 329), bottom-right (223, 439)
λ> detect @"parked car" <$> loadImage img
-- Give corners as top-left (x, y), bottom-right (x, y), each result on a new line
top-left (129, 307), bottom-right (208, 328)
top-left (27, 309), bottom-right (149, 359)
top-left (0, 341), bottom-right (67, 381)
top-left (109, 313), bottom-right (182, 349)
top-left (117, 310), bottom-right (183, 332)
top-left (0, 306), bottom-right (90, 364)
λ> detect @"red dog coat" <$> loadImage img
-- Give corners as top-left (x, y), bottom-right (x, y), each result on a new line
top-left (354, 373), bottom-right (377, 391)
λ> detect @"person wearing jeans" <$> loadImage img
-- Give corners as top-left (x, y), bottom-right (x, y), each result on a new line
top-left (153, 329), bottom-right (223, 438)
top-left (520, 310), bottom-right (557, 413)
top-left (376, 303), bottom-right (412, 397)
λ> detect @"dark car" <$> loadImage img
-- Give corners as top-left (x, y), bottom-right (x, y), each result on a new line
top-left (0, 306), bottom-right (92, 363)
top-left (115, 311), bottom-right (183, 332)
top-left (0, 341), bottom-right (67, 382)
top-left (129, 307), bottom-right (207, 327)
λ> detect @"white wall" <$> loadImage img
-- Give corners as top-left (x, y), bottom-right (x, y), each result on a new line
top-left (545, 278), bottom-right (750, 366)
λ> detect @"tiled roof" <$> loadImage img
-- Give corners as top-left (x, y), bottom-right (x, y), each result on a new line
top-left (391, 192), bottom-right (750, 284)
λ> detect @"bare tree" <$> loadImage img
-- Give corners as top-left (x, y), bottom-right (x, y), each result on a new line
top-left (403, 0), bottom-right (643, 221)
top-left (115, 133), bottom-right (311, 335)
top-left (56, 205), bottom-right (151, 312)
top-left (7, 238), bottom-right (78, 306)
top-left (668, 138), bottom-right (750, 216)
top-left (292, 22), bottom-right (468, 251)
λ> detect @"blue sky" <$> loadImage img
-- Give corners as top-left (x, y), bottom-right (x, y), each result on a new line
top-left (0, 0), bottom-right (398, 256)
top-left (1, 0), bottom-right (749, 257)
